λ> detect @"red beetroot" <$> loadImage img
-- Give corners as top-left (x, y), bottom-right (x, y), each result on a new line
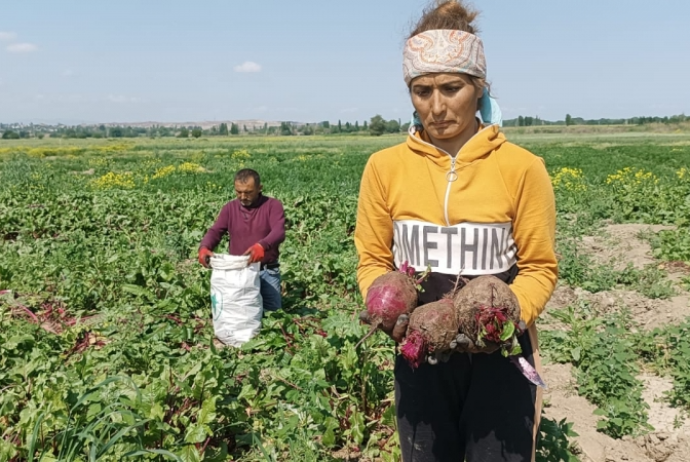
top-left (365, 272), bottom-right (417, 331)
top-left (400, 298), bottom-right (458, 368)
top-left (452, 275), bottom-right (523, 355)
top-left (356, 262), bottom-right (422, 348)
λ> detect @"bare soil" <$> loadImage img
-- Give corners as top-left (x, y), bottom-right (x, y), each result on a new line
top-left (541, 224), bottom-right (690, 461)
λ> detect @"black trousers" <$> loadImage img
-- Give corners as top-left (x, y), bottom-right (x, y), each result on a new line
top-left (394, 267), bottom-right (539, 462)
top-left (394, 332), bottom-right (538, 462)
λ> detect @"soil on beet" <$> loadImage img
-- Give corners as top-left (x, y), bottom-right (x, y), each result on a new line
top-left (406, 298), bottom-right (458, 353)
top-left (452, 275), bottom-right (521, 341)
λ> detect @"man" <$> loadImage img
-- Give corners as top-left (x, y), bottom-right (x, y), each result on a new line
top-left (198, 168), bottom-right (286, 311)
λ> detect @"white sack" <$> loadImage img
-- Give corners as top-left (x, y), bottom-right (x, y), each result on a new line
top-left (209, 254), bottom-right (263, 347)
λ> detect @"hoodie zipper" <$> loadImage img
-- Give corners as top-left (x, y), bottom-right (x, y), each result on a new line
top-left (443, 156), bottom-right (458, 226)
top-left (409, 124), bottom-right (495, 227)
top-left (409, 128), bottom-right (458, 227)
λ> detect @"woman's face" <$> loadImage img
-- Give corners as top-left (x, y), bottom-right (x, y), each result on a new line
top-left (410, 73), bottom-right (483, 144)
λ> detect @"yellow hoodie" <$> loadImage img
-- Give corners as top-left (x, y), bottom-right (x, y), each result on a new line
top-left (355, 124), bottom-right (557, 327)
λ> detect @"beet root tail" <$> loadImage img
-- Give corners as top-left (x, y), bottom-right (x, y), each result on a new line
top-left (355, 323), bottom-right (380, 349)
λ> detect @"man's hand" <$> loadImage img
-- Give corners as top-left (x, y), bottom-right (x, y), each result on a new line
top-left (358, 310), bottom-right (409, 344)
top-left (198, 247), bottom-right (214, 268)
top-left (243, 243), bottom-right (264, 264)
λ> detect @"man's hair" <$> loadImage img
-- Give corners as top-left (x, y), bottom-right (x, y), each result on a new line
top-left (234, 168), bottom-right (261, 186)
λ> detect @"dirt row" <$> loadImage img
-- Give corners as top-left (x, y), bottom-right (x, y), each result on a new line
top-left (542, 224), bottom-right (690, 461)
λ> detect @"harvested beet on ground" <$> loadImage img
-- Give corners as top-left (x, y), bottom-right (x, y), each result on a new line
top-left (400, 298), bottom-right (458, 368)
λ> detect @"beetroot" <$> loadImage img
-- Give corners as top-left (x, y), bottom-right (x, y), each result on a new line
top-left (400, 299), bottom-right (458, 368)
top-left (452, 275), bottom-right (523, 356)
top-left (365, 271), bottom-right (418, 331)
top-left (356, 262), bottom-right (424, 348)
top-left (397, 275), bottom-right (546, 387)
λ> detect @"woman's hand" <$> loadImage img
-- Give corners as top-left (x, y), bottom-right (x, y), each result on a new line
top-left (426, 320), bottom-right (527, 365)
top-left (358, 310), bottom-right (410, 343)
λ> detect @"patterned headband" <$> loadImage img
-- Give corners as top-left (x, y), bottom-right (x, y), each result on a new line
top-left (403, 29), bottom-right (486, 86)
top-left (403, 29), bottom-right (502, 126)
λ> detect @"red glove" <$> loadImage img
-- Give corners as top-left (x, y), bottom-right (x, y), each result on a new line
top-left (198, 247), bottom-right (214, 268)
top-left (244, 243), bottom-right (264, 263)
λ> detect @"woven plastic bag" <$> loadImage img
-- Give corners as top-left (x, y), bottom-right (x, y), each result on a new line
top-left (209, 254), bottom-right (263, 347)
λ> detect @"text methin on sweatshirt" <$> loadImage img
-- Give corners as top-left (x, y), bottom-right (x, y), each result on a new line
top-left (392, 220), bottom-right (517, 275)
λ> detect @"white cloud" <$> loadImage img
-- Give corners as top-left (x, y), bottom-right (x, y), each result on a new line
top-left (107, 94), bottom-right (140, 103)
top-left (0, 31), bottom-right (17, 41)
top-left (234, 61), bottom-right (261, 73)
top-left (6, 43), bottom-right (38, 53)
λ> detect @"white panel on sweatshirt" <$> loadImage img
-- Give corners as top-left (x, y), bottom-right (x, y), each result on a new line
top-left (392, 220), bottom-right (517, 275)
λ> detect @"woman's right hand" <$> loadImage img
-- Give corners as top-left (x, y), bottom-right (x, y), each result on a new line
top-left (358, 311), bottom-right (409, 343)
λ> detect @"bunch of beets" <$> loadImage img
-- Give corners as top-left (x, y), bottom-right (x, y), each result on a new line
top-left (358, 264), bottom-right (524, 368)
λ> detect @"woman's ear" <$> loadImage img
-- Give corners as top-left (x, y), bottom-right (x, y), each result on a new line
top-left (474, 79), bottom-right (486, 100)
top-left (470, 77), bottom-right (486, 110)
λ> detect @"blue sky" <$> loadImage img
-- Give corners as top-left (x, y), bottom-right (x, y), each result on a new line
top-left (0, 0), bottom-right (688, 125)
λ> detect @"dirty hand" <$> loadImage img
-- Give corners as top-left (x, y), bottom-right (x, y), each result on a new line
top-left (198, 247), bottom-right (214, 268)
top-left (450, 333), bottom-right (500, 354)
top-left (358, 310), bottom-right (409, 344)
top-left (425, 349), bottom-right (453, 365)
top-left (450, 320), bottom-right (527, 354)
top-left (243, 243), bottom-right (264, 264)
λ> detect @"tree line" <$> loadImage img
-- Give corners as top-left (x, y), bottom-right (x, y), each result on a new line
top-left (504, 113), bottom-right (689, 127)
top-left (2, 112), bottom-right (687, 140)
top-left (0, 116), bottom-right (410, 140)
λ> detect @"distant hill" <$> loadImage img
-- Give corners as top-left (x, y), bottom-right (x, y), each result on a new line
top-left (96, 119), bottom-right (297, 130)
top-left (1, 119), bottom-right (300, 130)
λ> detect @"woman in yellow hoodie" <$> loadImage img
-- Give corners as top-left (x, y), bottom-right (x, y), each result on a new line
top-left (355, 1), bottom-right (557, 461)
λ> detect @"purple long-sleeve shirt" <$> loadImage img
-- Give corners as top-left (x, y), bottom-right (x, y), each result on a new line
top-left (200, 195), bottom-right (286, 264)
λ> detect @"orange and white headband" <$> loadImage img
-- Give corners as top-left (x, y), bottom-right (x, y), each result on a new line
top-left (403, 29), bottom-right (502, 126)
top-left (403, 29), bottom-right (486, 85)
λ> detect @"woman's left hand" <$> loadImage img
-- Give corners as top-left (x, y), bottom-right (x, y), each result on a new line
top-left (426, 320), bottom-right (527, 364)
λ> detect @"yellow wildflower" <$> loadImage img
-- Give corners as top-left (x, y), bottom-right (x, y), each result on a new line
top-left (90, 172), bottom-right (135, 189)
top-left (606, 168), bottom-right (658, 185)
top-left (231, 149), bottom-right (251, 160)
top-left (152, 165), bottom-right (176, 180)
top-left (551, 167), bottom-right (586, 192)
top-left (178, 162), bottom-right (204, 173)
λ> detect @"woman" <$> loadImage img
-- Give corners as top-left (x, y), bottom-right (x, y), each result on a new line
top-left (355, 1), bottom-right (557, 461)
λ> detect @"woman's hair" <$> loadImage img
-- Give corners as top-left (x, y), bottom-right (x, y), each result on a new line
top-left (408, 0), bottom-right (488, 96)
top-left (409, 0), bottom-right (480, 38)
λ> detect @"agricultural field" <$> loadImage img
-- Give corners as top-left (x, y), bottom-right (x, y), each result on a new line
top-left (2, 131), bottom-right (690, 462)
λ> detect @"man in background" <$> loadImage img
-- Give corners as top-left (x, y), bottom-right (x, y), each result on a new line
top-left (198, 168), bottom-right (285, 311)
